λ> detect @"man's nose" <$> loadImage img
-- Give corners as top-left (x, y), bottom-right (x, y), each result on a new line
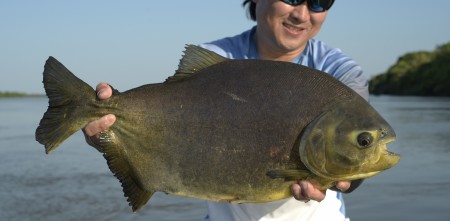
top-left (290, 2), bottom-right (310, 22)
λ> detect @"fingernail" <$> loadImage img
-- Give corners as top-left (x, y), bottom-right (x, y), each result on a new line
top-left (300, 181), bottom-right (309, 192)
top-left (292, 184), bottom-right (300, 198)
top-left (105, 115), bottom-right (116, 125)
top-left (292, 184), bottom-right (299, 192)
top-left (335, 182), bottom-right (346, 192)
top-left (97, 90), bottom-right (105, 98)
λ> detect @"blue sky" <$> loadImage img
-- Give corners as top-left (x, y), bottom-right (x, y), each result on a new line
top-left (1, 0), bottom-right (450, 94)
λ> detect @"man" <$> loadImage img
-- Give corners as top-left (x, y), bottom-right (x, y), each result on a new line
top-left (84, 0), bottom-right (368, 220)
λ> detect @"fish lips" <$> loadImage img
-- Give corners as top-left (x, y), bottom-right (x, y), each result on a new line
top-left (376, 137), bottom-right (401, 169)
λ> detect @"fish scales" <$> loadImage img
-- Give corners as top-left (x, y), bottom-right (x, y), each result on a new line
top-left (36, 45), bottom-right (399, 212)
top-left (109, 59), bottom-right (351, 196)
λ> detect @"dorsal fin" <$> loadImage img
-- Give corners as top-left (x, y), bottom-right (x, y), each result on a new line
top-left (165, 44), bottom-right (228, 83)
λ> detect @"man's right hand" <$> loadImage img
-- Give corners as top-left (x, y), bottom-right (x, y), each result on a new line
top-left (83, 83), bottom-right (116, 148)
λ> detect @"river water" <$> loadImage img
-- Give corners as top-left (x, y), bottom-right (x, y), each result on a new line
top-left (1, 96), bottom-right (449, 221)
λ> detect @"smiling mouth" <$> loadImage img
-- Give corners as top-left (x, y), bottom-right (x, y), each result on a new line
top-left (283, 22), bottom-right (305, 33)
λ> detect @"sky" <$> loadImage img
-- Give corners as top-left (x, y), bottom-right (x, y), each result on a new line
top-left (1, 0), bottom-right (450, 94)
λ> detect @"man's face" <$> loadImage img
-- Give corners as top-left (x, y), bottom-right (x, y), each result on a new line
top-left (253, 0), bottom-right (328, 56)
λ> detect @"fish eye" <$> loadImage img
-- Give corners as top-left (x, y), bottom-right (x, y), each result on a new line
top-left (357, 132), bottom-right (373, 148)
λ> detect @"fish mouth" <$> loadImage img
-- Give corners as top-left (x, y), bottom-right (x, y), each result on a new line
top-left (376, 137), bottom-right (401, 171)
top-left (339, 138), bottom-right (400, 181)
top-left (387, 150), bottom-right (400, 157)
top-left (382, 137), bottom-right (399, 157)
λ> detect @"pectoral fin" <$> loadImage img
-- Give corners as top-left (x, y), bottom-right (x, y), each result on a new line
top-left (99, 131), bottom-right (153, 212)
top-left (266, 169), bottom-right (311, 180)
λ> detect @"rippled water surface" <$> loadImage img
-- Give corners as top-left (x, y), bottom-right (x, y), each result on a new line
top-left (1, 96), bottom-right (449, 220)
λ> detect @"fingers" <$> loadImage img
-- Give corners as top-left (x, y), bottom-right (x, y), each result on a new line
top-left (335, 181), bottom-right (351, 192)
top-left (291, 180), bottom-right (326, 203)
top-left (84, 82), bottom-right (115, 136)
top-left (292, 183), bottom-right (307, 202)
top-left (82, 83), bottom-right (115, 149)
top-left (96, 82), bottom-right (113, 99)
top-left (83, 114), bottom-right (116, 136)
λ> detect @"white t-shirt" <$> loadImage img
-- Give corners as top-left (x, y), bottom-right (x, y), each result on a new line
top-left (205, 190), bottom-right (348, 221)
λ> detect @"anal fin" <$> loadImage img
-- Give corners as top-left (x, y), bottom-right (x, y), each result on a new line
top-left (99, 131), bottom-right (153, 211)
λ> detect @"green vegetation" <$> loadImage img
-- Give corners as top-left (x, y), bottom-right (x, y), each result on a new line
top-left (0, 91), bottom-right (44, 98)
top-left (370, 41), bottom-right (450, 96)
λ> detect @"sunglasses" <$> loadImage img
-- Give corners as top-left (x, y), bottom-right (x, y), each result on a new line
top-left (280, 0), bottom-right (335, 12)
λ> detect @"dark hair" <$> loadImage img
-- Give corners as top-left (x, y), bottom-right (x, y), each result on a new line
top-left (243, 0), bottom-right (257, 21)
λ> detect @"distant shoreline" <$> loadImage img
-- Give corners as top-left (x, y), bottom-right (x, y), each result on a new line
top-left (369, 41), bottom-right (450, 97)
top-left (0, 91), bottom-right (44, 98)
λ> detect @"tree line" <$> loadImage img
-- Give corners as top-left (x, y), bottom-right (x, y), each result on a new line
top-left (370, 41), bottom-right (450, 96)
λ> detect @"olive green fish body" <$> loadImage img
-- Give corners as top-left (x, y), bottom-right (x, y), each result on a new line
top-left (36, 45), bottom-right (399, 211)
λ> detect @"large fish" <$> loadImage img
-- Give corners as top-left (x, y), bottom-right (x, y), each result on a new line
top-left (36, 45), bottom-right (400, 211)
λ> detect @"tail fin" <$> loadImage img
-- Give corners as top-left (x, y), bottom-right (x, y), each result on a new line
top-left (36, 56), bottom-right (96, 154)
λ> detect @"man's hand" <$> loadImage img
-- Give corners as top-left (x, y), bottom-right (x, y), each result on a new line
top-left (291, 180), bottom-right (351, 202)
top-left (83, 83), bottom-right (115, 148)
